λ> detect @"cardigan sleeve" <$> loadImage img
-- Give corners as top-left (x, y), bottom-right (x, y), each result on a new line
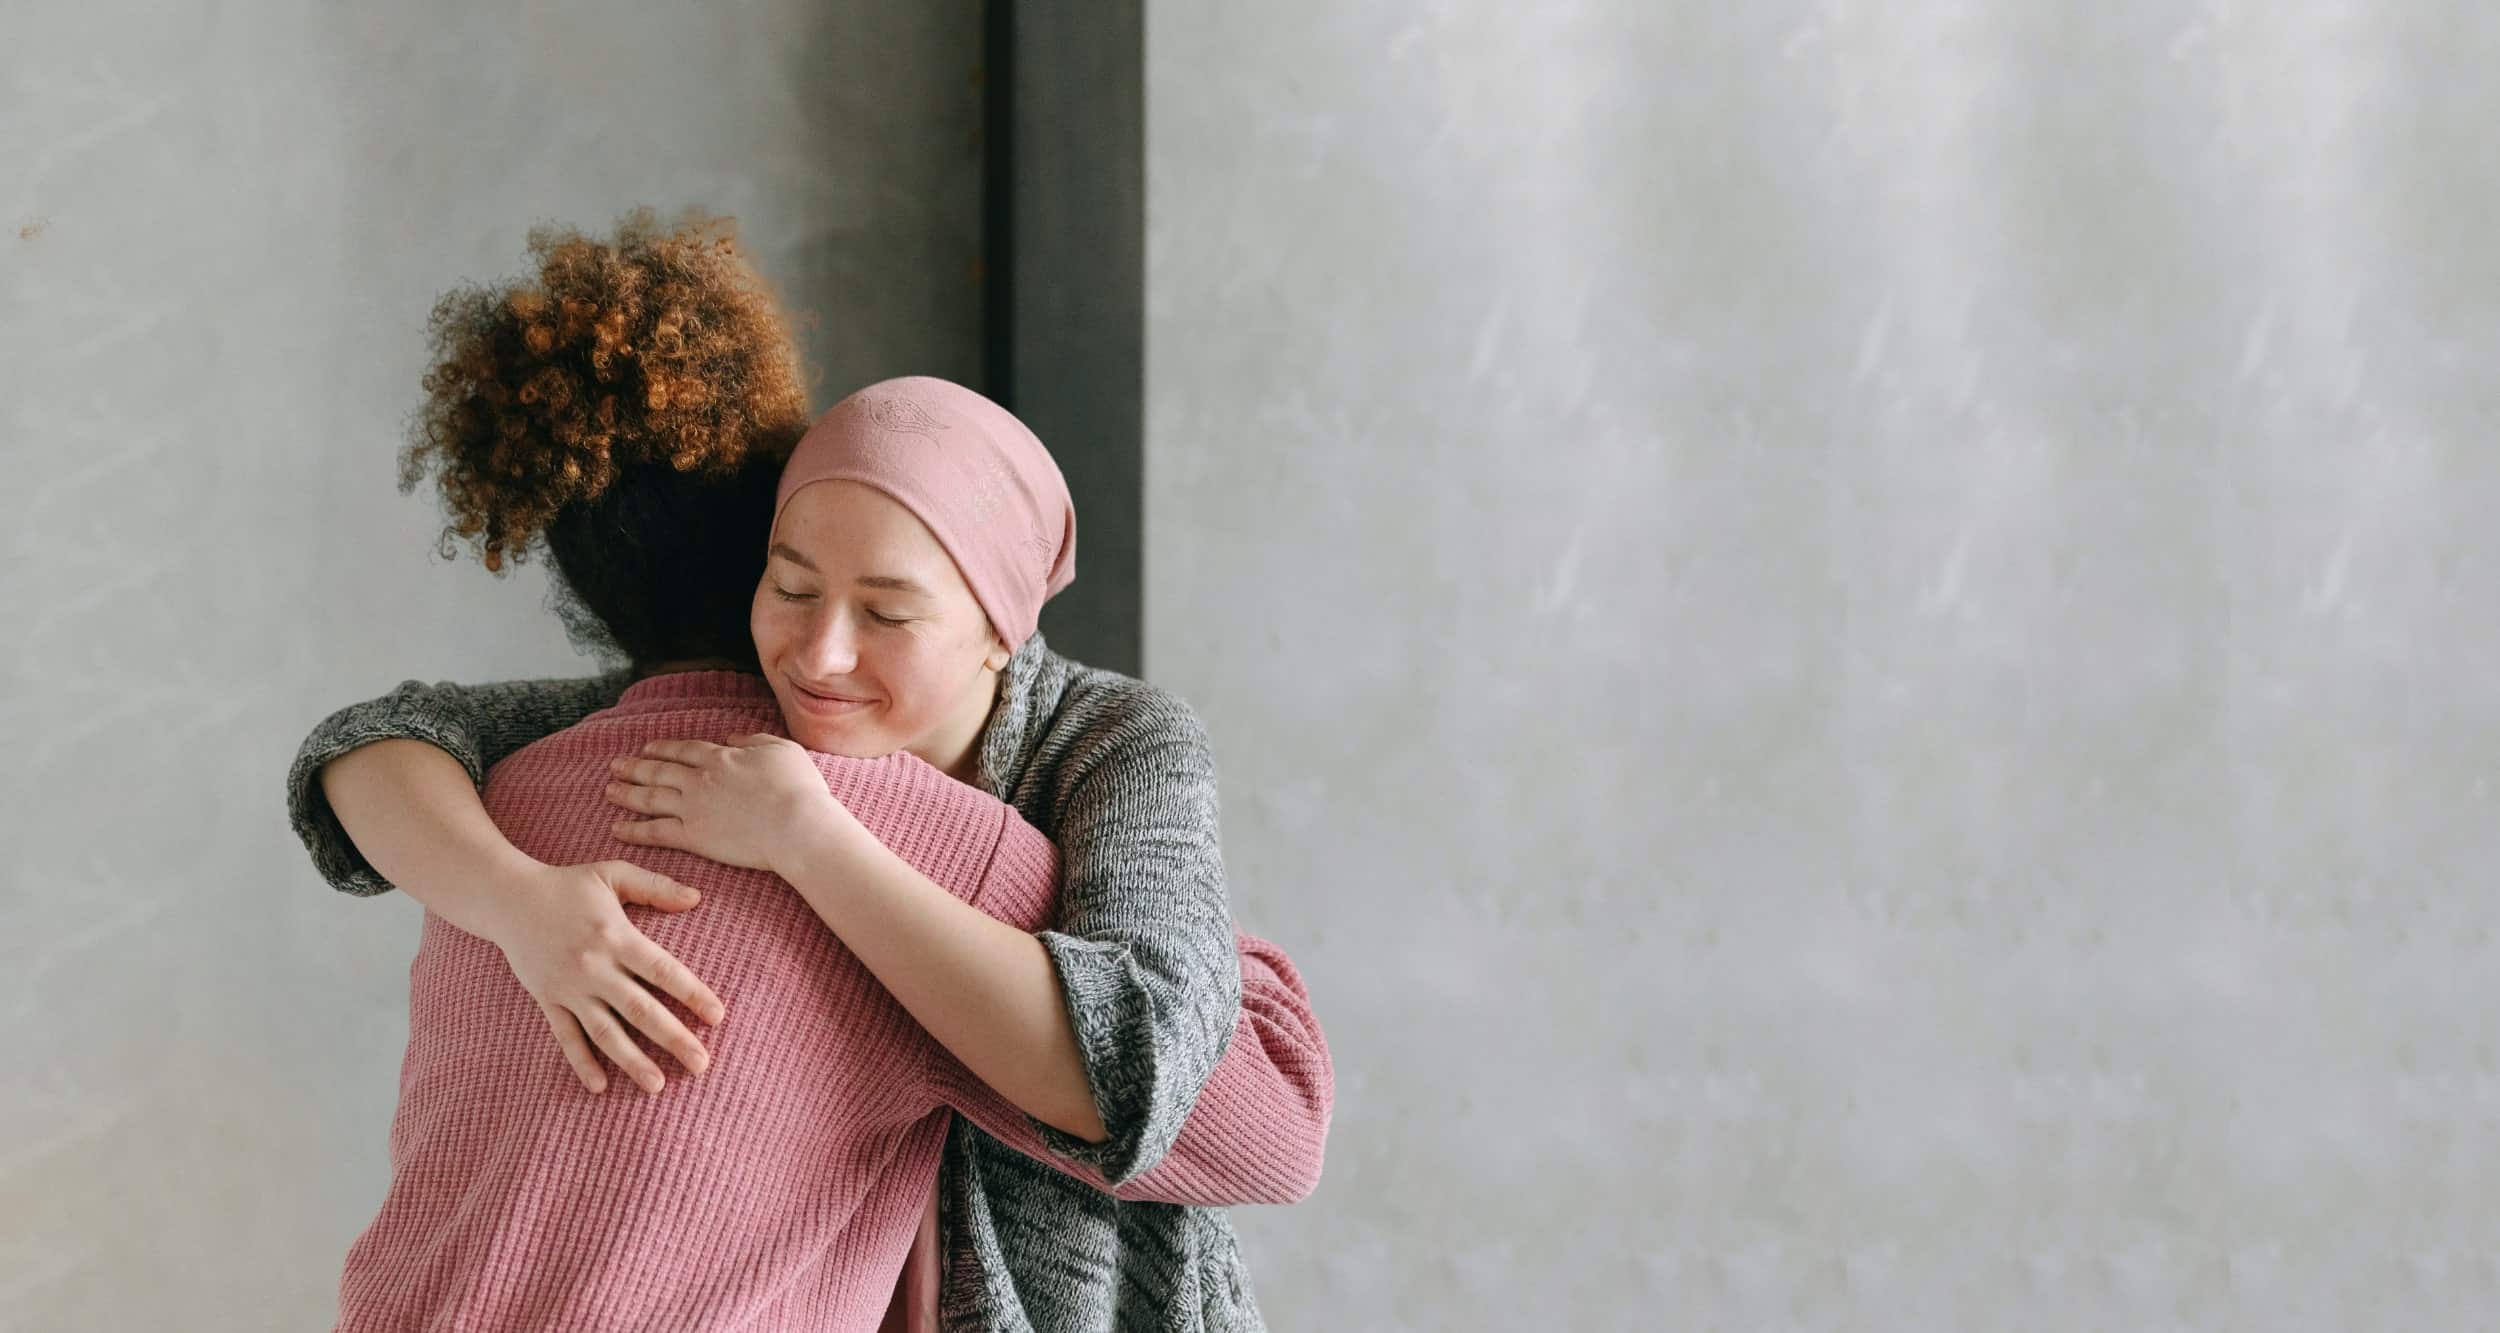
top-left (1009, 691), bottom-right (1244, 1185)
top-left (929, 928), bottom-right (1333, 1204)
top-left (281, 672), bottom-right (632, 896)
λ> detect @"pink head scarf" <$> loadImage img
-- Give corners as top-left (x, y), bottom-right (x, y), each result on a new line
top-left (772, 375), bottom-right (1077, 651)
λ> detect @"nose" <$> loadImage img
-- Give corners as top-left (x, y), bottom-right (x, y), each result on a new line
top-left (792, 606), bottom-right (862, 678)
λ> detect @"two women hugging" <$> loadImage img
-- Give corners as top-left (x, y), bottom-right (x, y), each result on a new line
top-left (284, 208), bottom-right (1329, 1331)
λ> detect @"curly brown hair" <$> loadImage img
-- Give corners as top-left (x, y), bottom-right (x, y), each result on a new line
top-left (401, 206), bottom-right (813, 575)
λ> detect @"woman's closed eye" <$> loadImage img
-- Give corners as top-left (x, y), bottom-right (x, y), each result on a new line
top-left (769, 586), bottom-right (912, 625)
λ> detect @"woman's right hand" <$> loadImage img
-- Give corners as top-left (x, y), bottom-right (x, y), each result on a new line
top-left (482, 860), bottom-right (728, 1095)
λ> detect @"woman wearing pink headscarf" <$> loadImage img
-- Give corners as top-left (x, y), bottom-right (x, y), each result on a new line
top-left (289, 216), bottom-right (1324, 1332)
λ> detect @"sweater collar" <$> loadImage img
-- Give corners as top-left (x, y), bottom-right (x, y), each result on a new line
top-left (974, 630), bottom-right (1072, 802)
top-left (610, 670), bottom-right (780, 715)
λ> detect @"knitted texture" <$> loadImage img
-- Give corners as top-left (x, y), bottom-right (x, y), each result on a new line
top-left (336, 672), bottom-right (1057, 1330)
top-left (287, 633), bottom-right (1330, 1332)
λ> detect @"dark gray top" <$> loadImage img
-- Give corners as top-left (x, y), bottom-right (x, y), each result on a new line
top-left (283, 630), bottom-right (1265, 1332)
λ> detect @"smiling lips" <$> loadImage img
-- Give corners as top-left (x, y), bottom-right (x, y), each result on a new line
top-left (790, 681), bottom-right (875, 713)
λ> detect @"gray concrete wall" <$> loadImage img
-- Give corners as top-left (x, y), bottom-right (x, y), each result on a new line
top-left (2, 3), bottom-right (980, 1324)
top-left (1145, 3), bottom-right (2500, 1329)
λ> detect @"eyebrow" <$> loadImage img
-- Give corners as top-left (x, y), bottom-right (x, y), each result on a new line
top-left (768, 543), bottom-right (933, 595)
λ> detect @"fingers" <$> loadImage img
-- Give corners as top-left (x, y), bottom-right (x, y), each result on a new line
top-left (602, 861), bottom-right (702, 912)
top-left (538, 998), bottom-right (610, 1094)
top-left (608, 755), bottom-right (694, 788)
top-left (575, 999), bottom-right (671, 1095)
top-left (636, 739), bottom-right (720, 765)
top-left (604, 971), bottom-right (712, 1077)
top-left (604, 780), bottom-right (677, 816)
top-left (624, 937), bottom-right (727, 1027)
top-left (612, 815), bottom-right (684, 848)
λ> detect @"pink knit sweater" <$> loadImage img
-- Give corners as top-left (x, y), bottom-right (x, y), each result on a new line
top-left (335, 672), bottom-right (1330, 1332)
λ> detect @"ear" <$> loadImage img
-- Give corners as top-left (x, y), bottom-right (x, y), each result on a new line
top-left (984, 630), bottom-right (1012, 674)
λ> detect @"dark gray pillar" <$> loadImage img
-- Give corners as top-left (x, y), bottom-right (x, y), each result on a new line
top-left (986, 0), bottom-right (1144, 676)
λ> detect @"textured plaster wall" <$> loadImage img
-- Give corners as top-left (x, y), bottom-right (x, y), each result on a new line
top-left (1143, 4), bottom-right (2500, 1328)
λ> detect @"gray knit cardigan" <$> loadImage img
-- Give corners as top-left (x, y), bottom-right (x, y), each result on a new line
top-left (283, 631), bottom-right (1265, 1331)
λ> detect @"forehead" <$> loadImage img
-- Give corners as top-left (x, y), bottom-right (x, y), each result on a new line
top-left (770, 480), bottom-right (967, 596)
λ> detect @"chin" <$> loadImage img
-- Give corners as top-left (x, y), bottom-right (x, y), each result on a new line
top-left (781, 713), bottom-right (896, 758)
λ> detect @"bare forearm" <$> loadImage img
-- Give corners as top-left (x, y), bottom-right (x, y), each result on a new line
top-left (319, 739), bottom-right (535, 939)
top-left (780, 823), bottom-right (1108, 1143)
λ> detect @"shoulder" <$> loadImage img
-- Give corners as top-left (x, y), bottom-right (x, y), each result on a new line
top-left (380, 668), bottom-right (636, 740)
top-left (1040, 661), bottom-right (1213, 779)
top-left (490, 683), bottom-right (742, 778)
top-left (1025, 666), bottom-right (1219, 849)
top-left (1055, 661), bottom-right (1204, 736)
top-left (986, 634), bottom-right (1224, 826)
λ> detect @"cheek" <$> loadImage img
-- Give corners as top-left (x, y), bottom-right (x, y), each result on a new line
top-left (874, 639), bottom-right (956, 706)
top-left (748, 602), bottom-right (782, 657)
top-left (750, 594), bottom-right (813, 657)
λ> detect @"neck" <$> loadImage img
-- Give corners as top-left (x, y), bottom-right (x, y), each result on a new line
top-left (911, 665), bottom-right (1005, 786)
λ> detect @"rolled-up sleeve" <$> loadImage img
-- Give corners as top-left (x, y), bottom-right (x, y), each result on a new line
top-left (933, 927), bottom-right (1333, 1205)
top-left (1023, 696), bottom-right (1244, 1185)
top-left (281, 672), bottom-right (630, 896)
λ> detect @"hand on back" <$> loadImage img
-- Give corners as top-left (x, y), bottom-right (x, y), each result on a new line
top-left (482, 860), bottom-right (727, 1095)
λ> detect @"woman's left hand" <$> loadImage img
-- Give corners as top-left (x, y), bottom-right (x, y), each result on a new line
top-left (605, 734), bottom-right (849, 875)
